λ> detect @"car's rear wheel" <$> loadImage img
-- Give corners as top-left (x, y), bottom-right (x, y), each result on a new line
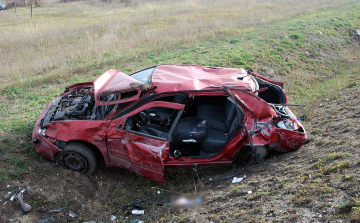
top-left (57, 143), bottom-right (97, 175)
top-left (254, 146), bottom-right (268, 163)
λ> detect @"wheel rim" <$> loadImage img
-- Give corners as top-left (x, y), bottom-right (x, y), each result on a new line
top-left (62, 152), bottom-right (88, 172)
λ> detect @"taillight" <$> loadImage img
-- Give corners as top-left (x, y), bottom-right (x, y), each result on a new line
top-left (277, 118), bottom-right (298, 130)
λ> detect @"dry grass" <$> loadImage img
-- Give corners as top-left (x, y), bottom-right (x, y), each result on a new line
top-left (0, 0), bottom-right (357, 92)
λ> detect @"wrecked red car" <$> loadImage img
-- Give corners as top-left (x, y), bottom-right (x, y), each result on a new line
top-left (32, 65), bottom-right (307, 183)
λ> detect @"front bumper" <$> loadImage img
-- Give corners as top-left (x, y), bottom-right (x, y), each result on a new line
top-left (32, 102), bottom-right (61, 160)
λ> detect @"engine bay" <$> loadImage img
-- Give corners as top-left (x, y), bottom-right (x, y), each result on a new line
top-left (53, 88), bottom-right (95, 121)
top-left (41, 87), bottom-right (118, 127)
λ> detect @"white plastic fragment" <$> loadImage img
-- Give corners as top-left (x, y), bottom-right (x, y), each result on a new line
top-left (4, 191), bottom-right (12, 198)
top-left (10, 194), bottom-right (17, 201)
top-left (4, 189), bottom-right (19, 200)
top-left (232, 177), bottom-right (243, 183)
top-left (247, 191), bottom-right (252, 194)
top-left (157, 190), bottom-right (161, 194)
top-left (132, 210), bottom-right (145, 215)
top-left (232, 175), bottom-right (246, 184)
top-left (68, 211), bottom-right (78, 218)
top-left (111, 215), bottom-right (117, 221)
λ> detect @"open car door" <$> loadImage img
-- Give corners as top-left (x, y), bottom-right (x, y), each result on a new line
top-left (107, 101), bottom-right (184, 183)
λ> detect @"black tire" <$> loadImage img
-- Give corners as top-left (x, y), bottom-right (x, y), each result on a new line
top-left (254, 146), bottom-right (268, 163)
top-left (57, 142), bottom-right (97, 175)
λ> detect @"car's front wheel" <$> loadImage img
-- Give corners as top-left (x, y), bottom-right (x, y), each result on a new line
top-left (57, 142), bottom-right (97, 175)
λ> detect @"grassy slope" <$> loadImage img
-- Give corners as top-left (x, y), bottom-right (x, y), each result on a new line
top-left (0, 0), bottom-right (359, 222)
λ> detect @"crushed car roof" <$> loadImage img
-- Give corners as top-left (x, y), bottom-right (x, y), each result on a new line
top-left (93, 65), bottom-right (257, 98)
top-left (151, 65), bottom-right (256, 93)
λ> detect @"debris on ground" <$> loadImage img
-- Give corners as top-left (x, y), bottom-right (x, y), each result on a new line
top-left (16, 191), bottom-right (32, 213)
top-left (111, 215), bottom-right (118, 221)
top-left (232, 175), bottom-right (246, 183)
top-left (131, 210), bottom-right (145, 215)
top-left (68, 211), bottom-right (78, 218)
top-left (3, 186), bottom-right (32, 213)
top-left (112, 195), bottom-right (154, 214)
top-left (49, 207), bottom-right (67, 213)
top-left (4, 188), bottom-right (20, 200)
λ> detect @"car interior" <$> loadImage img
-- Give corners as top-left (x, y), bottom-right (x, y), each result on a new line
top-left (255, 77), bottom-right (287, 104)
top-left (123, 94), bottom-right (244, 158)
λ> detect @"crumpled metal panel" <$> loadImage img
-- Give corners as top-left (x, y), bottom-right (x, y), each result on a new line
top-left (44, 120), bottom-right (110, 163)
top-left (32, 134), bottom-right (61, 160)
top-left (276, 128), bottom-right (307, 152)
top-left (32, 103), bottom-right (62, 160)
top-left (65, 82), bottom-right (94, 92)
top-left (152, 65), bottom-right (255, 93)
top-left (230, 89), bottom-right (277, 122)
top-left (46, 121), bottom-right (108, 142)
top-left (94, 69), bottom-right (144, 106)
top-left (107, 101), bottom-right (184, 183)
top-left (108, 134), bottom-right (166, 183)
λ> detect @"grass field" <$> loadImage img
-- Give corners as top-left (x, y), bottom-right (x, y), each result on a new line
top-left (0, 0), bottom-right (360, 222)
top-left (0, 0), bottom-right (357, 132)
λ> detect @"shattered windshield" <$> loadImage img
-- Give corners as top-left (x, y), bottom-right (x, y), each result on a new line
top-left (130, 67), bottom-right (156, 84)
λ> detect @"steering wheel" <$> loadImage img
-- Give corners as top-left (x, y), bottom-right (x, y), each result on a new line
top-left (139, 111), bottom-right (150, 125)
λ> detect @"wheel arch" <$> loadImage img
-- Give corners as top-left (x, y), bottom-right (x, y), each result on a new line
top-left (56, 140), bottom-right (107, 166)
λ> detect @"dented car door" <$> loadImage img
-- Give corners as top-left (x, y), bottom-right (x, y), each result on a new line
top-left (107, 101), bottom-right (184, 183)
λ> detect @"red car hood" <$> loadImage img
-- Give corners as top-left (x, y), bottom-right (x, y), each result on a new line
top-left (93, 69), bottom-right (146, 106)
